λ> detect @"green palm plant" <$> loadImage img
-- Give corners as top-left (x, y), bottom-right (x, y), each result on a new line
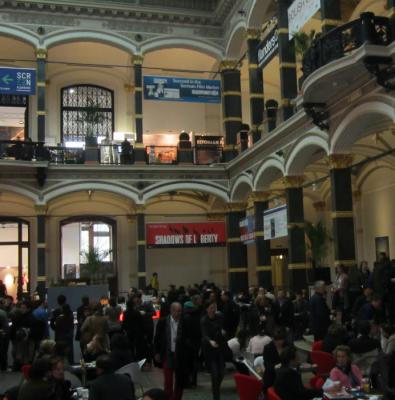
top-left (305, 220), bottom-right (329, 268)
top-left (293, 30), bottom-right (318, 58)
top-left (80, 247), bottom-right (111, 283)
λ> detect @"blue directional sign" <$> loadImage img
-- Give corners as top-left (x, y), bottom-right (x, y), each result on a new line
top-left (0, 67), bottom-right (36, 95)
top-left (144, 76), bottom-right (221, 104)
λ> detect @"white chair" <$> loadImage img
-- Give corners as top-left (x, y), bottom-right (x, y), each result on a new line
top-left (115, 359), bottom-right (148, 397)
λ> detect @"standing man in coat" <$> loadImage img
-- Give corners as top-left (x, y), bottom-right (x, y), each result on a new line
top-left (154, 302), bottom-right (189, 400)
top-left (310, 281), bottom-right (331, 340)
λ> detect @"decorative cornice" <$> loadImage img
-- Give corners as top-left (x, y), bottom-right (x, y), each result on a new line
top-left (226, 202), bottom-right (246, 212)
top-left (327, 154), bottom-right (354, 169)
top-left (219, 59), bottom-right (239, 72)
top-left (282, 175), bottom-right (305, 189)
top-left (246, 28), bottom-right (261, 40)
top-left (133, 55), bottom-right (144, 65)
top-left (35, 48), bottom-right (47, 59)
top-left (35, 204), bottom-right (48, 215)
top-left (206, 213), bottom-right (226, 221)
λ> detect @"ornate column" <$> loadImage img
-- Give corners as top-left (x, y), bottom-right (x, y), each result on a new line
top-left (328, 155), bottom-right (356, 268)
top-left (220, 60), bottom-right (242, 162)
top-left (250, 192), bottom-right (272, 288)
top-left (35, 205), bottom-right (47, 300)
top-left (284, 176), bottom-right (308, 290)
top-left (247, 28), bottom-right (264, 143)
top-left (320, 0), bottom-right (342, 33)
top-left (226, 203), bottom-right (248, 293)
top-left (133, 55), bottom-right (145, 163)
top-left (36, 49), bottom-right (47, 142)
top-left (277, 0), bottom-right (297, 121)
top-left (388, 0), bottom-right (395, 38)
top-left (136, 206), bottom-right (146, 289)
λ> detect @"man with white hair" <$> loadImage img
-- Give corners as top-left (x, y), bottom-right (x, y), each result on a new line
top-left (310, 281), bottom-right (331, 340)
top-left (154, 302), bottom-right (189, 400)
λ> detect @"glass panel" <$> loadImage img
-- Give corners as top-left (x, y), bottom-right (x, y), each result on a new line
top-left (0, 223), bottom-right (18, 242)
top-left (22, 247), bottom-right (29, 292)
top-left (22, 223), bottom-right (29, 242)
top-left (61, 222), bottom-right (81, 279)
top-left (0, 244), bottom-right (18, 299)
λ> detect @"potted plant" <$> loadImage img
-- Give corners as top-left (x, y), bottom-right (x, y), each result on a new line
top-left (293, 30), bottom-right (318, 59)
top-left (80, 247), bottom-right (111, 284)
top-left (305, 220), bottom-right (329, 268)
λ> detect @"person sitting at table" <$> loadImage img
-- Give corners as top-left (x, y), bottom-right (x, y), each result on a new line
top-left (89, 354), bottom-right (135, 400)
top-left (322, 323), bottom-right (348, 354)
top-left (48, 356), bottom-right (72, 400)
top-left (109, 333), bottom-right (133, 371)
top-left (274, 346), bottom-right (323, 400)
top-left (329, 345), bottom-right (363, 389)
top-left (17, 358), bottom-right (54, 400)
top-left (84, 334), bottom-right (109, 362)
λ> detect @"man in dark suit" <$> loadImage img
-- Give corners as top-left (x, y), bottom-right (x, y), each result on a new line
top-left (89, 354), bottom-right (135, 400)
top-left (154, 302), bottom-right (189, 400)
top-left (273, 289), bottom-right (294, 330)
top-left (274, 346), bottom-right (323, 400)
top-left (310, 281), bottom-right (331, 340)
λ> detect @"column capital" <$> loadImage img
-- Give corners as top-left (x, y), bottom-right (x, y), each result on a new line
top-left (133, 55), bottom-right (144, 65)
top-left (124, 83), bottom-right (134, 93)
top-left (247, 191), bottom-right (271, 207)
top-left (353, 189), bottom-right (362, 202)
top-left (206, 213), bottom-right (226, 221)
top-left (35, 204), bottom-right (47, 215)
top-left (282, 175), bottom-right (305, 189)
top-left (134, 205), bottom-right (146, 214)
top-left (226, 202), bottom-right (246, 212)
top-left (246, 28), bottom-right (261, 40)
top-left (126, 214), bottom-right (136, 223)
top-left (327, 154), bottom-right (354, 169)
top-left (313, 201), bottom-right (326, 211)
top-left (219, 59), bottom-right (239, 72)
top-left (35, 48), bottom-right (47, 59)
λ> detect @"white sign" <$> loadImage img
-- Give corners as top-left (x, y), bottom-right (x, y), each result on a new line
top-left (263, 205), bottom-right (288, 240)
top-left (288, 0), bottom-right (320, 39)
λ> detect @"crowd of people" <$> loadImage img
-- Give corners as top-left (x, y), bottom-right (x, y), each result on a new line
top-left (0, 254), bottom-right (395, 400)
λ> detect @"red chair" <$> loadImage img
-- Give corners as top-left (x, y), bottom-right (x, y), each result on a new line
top-left (233, 373), bottom-right (263, 400)
top-left (311, 350), bottom-right (335, 377)
top-left (21, 364), bottom-right (32, 379)
top-left (310, 375), bottom-right (325, 389)
top-left (312, 340), bottom-right (323, 352)
top-left (267, 386), bottom-right (282, 400)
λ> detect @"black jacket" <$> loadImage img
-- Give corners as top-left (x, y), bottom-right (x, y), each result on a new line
top-left (273, 298), bottom-right (294, 328)
top-left (274, 365), bottom-right (322, 400)
top-left (88, 372), bottom-right (135, 400)
top-left (263, 341), bottom-right (282, 391)
top-left (309, 292), bottom-right (330, 339)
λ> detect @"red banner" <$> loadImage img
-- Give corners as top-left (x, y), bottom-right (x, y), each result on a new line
top-left (146, 222), bottom-right (226, 248)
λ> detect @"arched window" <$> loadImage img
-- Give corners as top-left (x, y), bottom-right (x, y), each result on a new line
top-left (61, 85), bottom-right (114, 144)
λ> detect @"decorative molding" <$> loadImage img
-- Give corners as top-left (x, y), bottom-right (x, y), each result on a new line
top-left (246, 28), bottom-right (260, 40)
top-left (226, 202), bottom-right (246, 212)
top-left (327, 154), bottom-right (354, 169)
top-left (313, 201), bottom-right (326, 211)
top-left (219, 59), bottom-right (239, 72)
top-left (35, 204), bottom-right (47, 215)
top-left (282, 175), bottom-right (305, 189)
top-left (133, 55), bottom-right (144, 65)
top-left (35, 48), bottom-right (47, 59)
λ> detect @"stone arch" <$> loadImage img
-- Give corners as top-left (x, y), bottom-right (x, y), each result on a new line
top-left (43, 29), bottom-right (137, 54)
top-left (253, 156), bottom-right (285, 190)
top-left (225, 20), bottom-right (247, 59)
top-left (0, 184), bottom-right (39, 203)
top-left (142, 181), bottom-right (229, 203)
top-left (247, 0), bottom-right (273, 28)
top-left (42, 181), bottom-right (139, 204)
top-left (285, 130), bottom-right (329, 175)
top-left (230, 174), bottom-right (253, 202)
top-left (0, 23), bottom-right (39, 48)
top-left (140, 36), bottom-right (223, 60)
top-left (356, 163), bottom-right (395, 189)
top-left (331, 96), bottom-right (395, 154)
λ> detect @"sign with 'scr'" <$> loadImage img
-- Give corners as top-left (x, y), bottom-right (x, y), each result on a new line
top-left (0, 67), bottom-right (36, 95)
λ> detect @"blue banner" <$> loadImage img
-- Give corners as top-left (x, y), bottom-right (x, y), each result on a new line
top-left (144, 76), bottom-right (221, 104)
top-left (0, 67), bottom-right (36, 95)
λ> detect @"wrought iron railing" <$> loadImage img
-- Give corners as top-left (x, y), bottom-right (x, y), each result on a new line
top-left (302, 12), bottom-right (394, 81)
top-left (0, 140), bottom-right (224, 165)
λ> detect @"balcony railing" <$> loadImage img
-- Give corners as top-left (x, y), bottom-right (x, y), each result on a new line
top-left (0, 140), bottom-right (224, 166)
top-left (302, 12), bottom-right (393, 81)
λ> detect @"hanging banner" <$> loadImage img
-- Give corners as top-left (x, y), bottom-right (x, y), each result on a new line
top-left (0, 67), bottom-right (36, 95)
top-left (288, 0), bottom-right (320, 39)
top-left (143, 76), bottom-right (221, 104)
top-left (146, 222), bottom-right (226, 248)
top-left (239, 215), bottom-right (255, 244)
top-left (263, 205), bottom-right (288, 240)
top-left (257, 26), bottom-right (279, 68)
